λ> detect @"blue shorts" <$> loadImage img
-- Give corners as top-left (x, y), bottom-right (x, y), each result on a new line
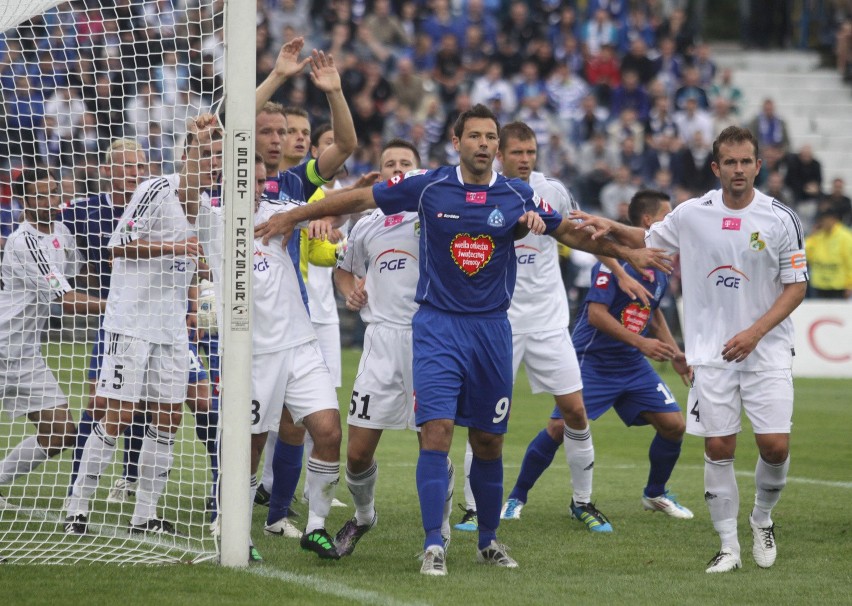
top-left (88, 326), bottom-right (207, 385)
top-left (412, 306), bottom-right (513, 434)
top-left (550, 359), bottom-right (681, 426)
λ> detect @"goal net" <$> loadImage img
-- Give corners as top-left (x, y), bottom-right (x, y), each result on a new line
top-left (0, 0), bottom-right (230, 564)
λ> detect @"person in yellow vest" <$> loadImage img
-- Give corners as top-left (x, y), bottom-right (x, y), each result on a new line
top-left (805, 208), bottom-right (852, 299)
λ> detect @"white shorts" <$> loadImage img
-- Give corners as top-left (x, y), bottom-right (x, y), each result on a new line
top-left (686, 365), bottom-right (793, 437)
top-left (251, 340), bottom-right (338, 434)
top-left (0, 356), bottom-right (66, 418)
top-left (349, 323), bottom-right (416, 430)
top-left (96, 333), bottom-right (188, 404)
top-left (512, 328), bottom-right (583, 396)
top-left (313, 322), bottom-right (341, 388)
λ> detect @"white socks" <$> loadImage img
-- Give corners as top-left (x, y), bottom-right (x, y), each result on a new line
top-left (305, 457), bottom-right (339, 533)
top-left (752, 455), bottom-right (789, 526)
top-left (346, 461), bottom-right (378, 526)
top-left (563, 425), bottom-right (594, 504)
top-left (704, 454), bottom-right (740, 553)
top-left (0, 435), bottom-right (49, 484)
top-left (67, 423), bottom-right (117, 515)
top-left (130, 426), bottom-right (175, 526)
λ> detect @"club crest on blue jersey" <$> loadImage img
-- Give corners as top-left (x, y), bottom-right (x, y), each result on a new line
top-left (487, 208), bottom-right (505, 227)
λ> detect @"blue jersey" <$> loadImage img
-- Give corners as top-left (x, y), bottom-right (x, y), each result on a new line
top-left (60, 193), bottom-right (122, 299)
top-left (372, 166), bottom-right (563, 314)
top-left (262, 159), bottom-right (330, 311)
top-left (572, 261), bottom-right (670, 367)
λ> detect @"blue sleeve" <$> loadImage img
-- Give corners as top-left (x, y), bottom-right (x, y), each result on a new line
top-left (518, 181), bottom-right (563, 234)
top-left (372, 171), bottom-right (430, 215)
top-left (584, 264), bottom-right (619, 307)
top-left (290, 163), bottom-right (321, 203)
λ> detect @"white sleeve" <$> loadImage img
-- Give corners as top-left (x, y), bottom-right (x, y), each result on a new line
top-left (337, 215), bottom-right (368, 278)
top-left (109, 177), bottom-right (171, 247)
top-left (646, 206), bottom-right (681, 254)
top-left (11, 233), bottom-right (73, 303)
top-left (772, 203), bottom-right (808, 284)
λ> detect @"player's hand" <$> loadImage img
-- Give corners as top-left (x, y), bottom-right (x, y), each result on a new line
top-left (626, 247), bottom-right (672, 275)
top-left (307, 219), bottom-right (334, 241)
top-left (615, 271), bottom-right (652, 306)
top-left (671, 352), bottom-right (691, 386)
top-left (518, 210), bottom-right (547, 235)
top-left (721, 327), bottom-right (762, 363)
top-left (273, 37), bottom-right (311, 80)
top-left (639, 337), bottom-right (678, 362)
top-left (353, 171), bottom-right (381, 189)
top-left (345, 277), bottom-right (368, 311)
top-left (174, 237), bottom-right (201, 257)
top-left (309, 49), bottom-right (342, 93)
top-left (255, 212), bottom-right (295, 246)
top-left (570, 210), bottom-right (614, 240)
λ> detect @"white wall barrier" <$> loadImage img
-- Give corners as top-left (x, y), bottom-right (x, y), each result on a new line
top-left (676, 300), bottom-right (852, 378)
top-left (791, 301), bottom-right (852, 378)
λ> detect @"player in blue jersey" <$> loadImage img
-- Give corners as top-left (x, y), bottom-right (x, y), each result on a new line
top-left (256, 104), bottom-right (671, 575)
top-left (501, 190), bottom-right (694, 523)
top-left (251, 39), bottom-right (356, 542)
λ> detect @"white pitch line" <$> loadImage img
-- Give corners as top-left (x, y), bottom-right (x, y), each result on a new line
top-left (381, 461), bottom-right (852, 488)
top-left (244, 565), bottom-right (431, 606)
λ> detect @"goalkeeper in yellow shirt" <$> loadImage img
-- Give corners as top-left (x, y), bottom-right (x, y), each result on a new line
top-left (805, 208), bottom-right (852, 299)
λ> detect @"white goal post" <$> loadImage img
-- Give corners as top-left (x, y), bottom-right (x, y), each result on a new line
top-left (0, 0), bottom-right (253, 566)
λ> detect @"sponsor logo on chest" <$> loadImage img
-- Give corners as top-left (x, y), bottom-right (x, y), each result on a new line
top-left (450, 233), bottom-right (494, 276)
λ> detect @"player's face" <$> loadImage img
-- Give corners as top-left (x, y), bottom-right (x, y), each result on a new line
top-left (379, 147), bottom-right (418, 180)
top-left (311, 130), bottom-right (335, 159)
top-left (109, 149), bottom-right (148, 198)
top-left (497, 136), bottom-right (537, 182)
top-left (255, 162), bottom-right (267, 211)
top-left (256, 112), bottom-right (287, 172)
top-left (197, 137), bottom-right (224, 188)
top-left (454, 117), bottom-right (499, 178)
top-left (711, 140), bottom-right (761, 199)
top-left (283, 115), bottom-right (311, 163)
top-left (24, 177), bottom-right (61, 222)
top-left (648, 201), bottom-right (672, 226)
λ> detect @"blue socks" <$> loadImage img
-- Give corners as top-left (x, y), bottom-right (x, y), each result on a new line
top-left (645, 433), bottom-right (682, 498)
top-left (509, 429), bottom-right (561, 503)
top-left (417, 449), bottom-right (450, 550)
top-left (470, 455), bottom-right (502, 550)
top-left (194, 411), bottom-right (219, 485)
top-left (123, 413), bottom-right (146, 482)
top-left (266, 439), bottom-right (303, 525)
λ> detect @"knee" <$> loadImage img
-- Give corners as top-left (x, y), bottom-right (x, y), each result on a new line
top-left (346, 448), bottom-right (373, 474)
top-left (758, 444), bottom-right (789, 465)
top-left (659, 420), bottom-right (685, 442)
top-left (469, 432), bottom-right (503, 460)
top-left (545, 418), bottom-right (565, 442)
top-left (705, 438), bottom-right (736, 461)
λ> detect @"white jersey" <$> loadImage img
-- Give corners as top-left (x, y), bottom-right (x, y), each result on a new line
top-left (197, 190), bottom-right (225, 331)
top-left (253, 200), bottom-right (317, 353)
top-left (337, 209), bottom-right (420, 327)
top-left (508, 171), bottom-right (575, 334)
top-left (647, 188), bottom-right (808, 371)
top-left (0, 220), bottom-right (76, 359)
top-left (103, 174), bottom-right (195, 344)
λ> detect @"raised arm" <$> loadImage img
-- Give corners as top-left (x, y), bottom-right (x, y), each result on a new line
top-left (310, 50), bottom-right (358, 180)
top-left (255, 38), bottom-right (311, 115)
top-left (112, 237), bottom-right (200, 260)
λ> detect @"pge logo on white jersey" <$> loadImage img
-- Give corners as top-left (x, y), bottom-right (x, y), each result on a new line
top-left (707, 265), bottom-right (750, 289)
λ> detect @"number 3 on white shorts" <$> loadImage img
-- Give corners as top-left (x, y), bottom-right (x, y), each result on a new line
top-left (492, 397), bottom-right (510, 423)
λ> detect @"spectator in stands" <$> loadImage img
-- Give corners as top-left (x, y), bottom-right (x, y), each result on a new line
top-left (818, 178), bottom-right (852, 225)
top-left (582, 8), bottom-right (619, 57)
top-left (645, 94), bottom-right (678, 140)
top-left (692, 43), bottom-right (717, 87)
top-left (547, 62), bottom-right (590, 129)
top-left (550, 6), bottom-right (581, 52)
top-left (653, 37), bottom-right (683, 99)
top-left (470, 61), bottom-right (517, 114)
top-left (610, 69), bottom-right (651, 121)
top-left (709, 67), bottom-right (743, 114)
top-left (620, 37), bottom-right (658, 86)
top-left (674, 131), bottom-right (715, 196)
top-left (570, 93), bottom-right (608, 147)
top-left (749, 98), bottom-right (790, 154)
top-left (642, 132), bottom-right (683, 186)
top-left (674, 66), bottom-right (710, 111)
top-left (502, 1), bottom-right (543, 51)
top-left (805, 208), bottom-right (852, 299)
top-left (600, 165), bottom-right (638, 222)
top-left (515, 60), bottom-right (547, 108)
top-left (785, 144), bottom-right (823, 203)
top-left (391, 56), bottom-right (428, 115)
top-left (673, 92), bottom-right (713, 147)
top-left (407, 32), bottom-right (437, 73)
top-left (836, 17), bottom-right (852, 80)
top-left (577, 131), bottom-right (619, 211)
top-left (618, 136), bottom-right (645, 179)
top-left (764, 170), bottom-right (795, 206)
top-left (516, 94), bottom-right (560, 152)
top-left (618, 8), bottom-right (656, 55)
top-left (555, 34), bottom-right (586, 77)
top-left (432, 33), bottom-right (465, 105)
top-left (711, 97), bottom-right (738, 135)
top-left (585, 43), bottom-right (621, 108)
top-left (494, 30), bottom-right (524, 77)
top-left (463, 0), bottom-right (499, 47)
top-left (657, 7), bottom-right (696, 58)
top-left (268, 0), bottom-right (312, 49)
top-left (606, 107), bottom-right (645, 154)
top-left (422, 0), bottom-right (463, 47)
top-left (363, 0), bottom-right (411, 51)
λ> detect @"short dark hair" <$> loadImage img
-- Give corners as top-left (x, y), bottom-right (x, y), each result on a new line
top-left (283, 106), bottom-right (310, 121)
top-left (498, 122), bottom-right (536, 151)
top-left (255, 153), bottom-right (264, 165)
top-left (453, 103), bottom-right (500, 139)
top-left (12, 166), bottom-right (53, 200)
top-left (381, 138), bottom-right (421, 167)
top-left (712, 126), bottom-right (759, 164)
top-left (628, 189), bottom-right (670, 227)
top-left (310, 123), bottom-right (333, 149)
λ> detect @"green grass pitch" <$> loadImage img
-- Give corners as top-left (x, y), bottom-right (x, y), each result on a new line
top-left (1, 345), bottom-right (850, 605)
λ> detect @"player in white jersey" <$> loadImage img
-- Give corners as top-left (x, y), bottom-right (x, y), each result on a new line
top-left (574, 126), bottom-right (808, 572)
top-left (0, 168), bottom-right (104, 506)
top-left (331, 140), bottom-right (456, 557)
top-left (65, 115), bottom-right (220, 536)
top-left (247, 157), bottom-right (344, 561)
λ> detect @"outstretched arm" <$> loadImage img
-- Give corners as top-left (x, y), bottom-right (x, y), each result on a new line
top-left (550, 218), bottom-right (672, 274)
top-left (255, 38), bottom-right (311, 115)
top-left (570, 210), bottom-right (647, 248)
top-left (255, 187), bottom-right (377, 246)
top-left (311, 50), bottom-right (357, 180)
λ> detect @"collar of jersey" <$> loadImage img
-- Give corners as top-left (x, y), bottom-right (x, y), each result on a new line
top-left (455, 165), bottom-right (498, 187)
